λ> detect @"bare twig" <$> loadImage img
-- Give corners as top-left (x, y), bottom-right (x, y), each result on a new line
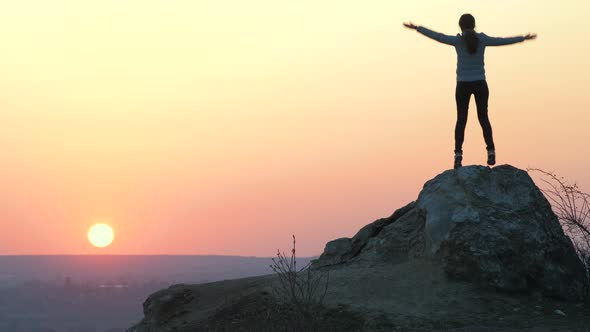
top-left (528, 168), bottom-right (590, 299)
top-left (269, 235), bottom-right (331, 330)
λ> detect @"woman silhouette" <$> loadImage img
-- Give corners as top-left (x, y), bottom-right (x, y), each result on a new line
top-left (403, 14), bottom-right (536, 169)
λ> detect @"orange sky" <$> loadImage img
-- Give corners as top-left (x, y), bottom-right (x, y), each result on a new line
top-left (1, 1), bottom-right (589, 256)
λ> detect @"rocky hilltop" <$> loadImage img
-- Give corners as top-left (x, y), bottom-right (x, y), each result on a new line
top-left (312, 164), bottom-right (586, 300)
top-left (129, 165), bottom-right (589, 332)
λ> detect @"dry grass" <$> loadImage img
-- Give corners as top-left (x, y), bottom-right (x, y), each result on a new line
top-left (528, 168), bottom-right (590, 300)
top-left (269, 235), bottom-right (331, 331)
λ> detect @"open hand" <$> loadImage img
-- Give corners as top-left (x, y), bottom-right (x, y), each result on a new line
top-left (403, 22), bottom-right (418, 30)
top-left (524, 33), bottom-right (537, 40)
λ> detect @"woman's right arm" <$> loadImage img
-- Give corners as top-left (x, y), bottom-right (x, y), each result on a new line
top-left (482, 32), bottom-right (536, 46)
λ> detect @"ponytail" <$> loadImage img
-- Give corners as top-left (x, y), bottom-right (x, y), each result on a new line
top-left (459, 14), bottom-right (478, 54)
top-left (463, 29), bottom-right (479, 54)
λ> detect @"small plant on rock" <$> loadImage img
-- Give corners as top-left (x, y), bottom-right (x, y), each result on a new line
top-left (269, 235), bottom-right (330, 331)
top-left (528, 168), bottom-right (590, 300)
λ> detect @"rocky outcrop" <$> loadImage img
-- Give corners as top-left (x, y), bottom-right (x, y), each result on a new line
top-left (137, 284), bottom-right (196, 329)
top-left (314, 201), bottom-right (418, 266)
top-left (128, 276), bottom-right (274, 332)
top-left (312, 165), bottom-right (587, 301)
top-left (130, 164), bottom-right (590, 332)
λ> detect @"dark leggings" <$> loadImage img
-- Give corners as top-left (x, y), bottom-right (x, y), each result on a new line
top-left (455, 80), bottom-right (495, 153)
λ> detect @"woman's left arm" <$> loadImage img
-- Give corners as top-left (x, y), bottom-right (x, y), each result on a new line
top-left (404, 22), bottom-right (458, 46)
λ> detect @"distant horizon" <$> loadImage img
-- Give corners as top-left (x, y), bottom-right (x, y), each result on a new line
top-left (0, 254), bottom-right (320, 259)
top-left (0, 253), bottom-right (300, 332)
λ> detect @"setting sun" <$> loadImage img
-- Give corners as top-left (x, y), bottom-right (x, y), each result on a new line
top-left (87, 224), bottom-right (114, 248)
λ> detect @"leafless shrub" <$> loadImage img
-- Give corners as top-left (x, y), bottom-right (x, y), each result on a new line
top-left (528, 168), bottom-right (590, 299)
top-left (269, 235), bottom-right (330, 331)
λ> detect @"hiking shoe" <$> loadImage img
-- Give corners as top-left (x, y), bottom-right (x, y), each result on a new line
top-left (487, 150), bottom-right (496, 166)
top-left (454, 152), bottom-right (463, 169)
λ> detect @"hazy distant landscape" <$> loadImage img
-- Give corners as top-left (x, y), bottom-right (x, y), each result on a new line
top-left (0, 255), bottom-right (313, 332)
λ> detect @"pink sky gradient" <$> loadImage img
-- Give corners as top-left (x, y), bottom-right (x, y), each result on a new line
top-left (1, 1), bottom-right (590, 256)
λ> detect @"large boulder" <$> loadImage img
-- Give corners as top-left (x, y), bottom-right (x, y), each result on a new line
top-left (312, 165), bottom-right (588, 301)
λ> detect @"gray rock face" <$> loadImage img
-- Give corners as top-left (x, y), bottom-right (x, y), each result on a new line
top-left (312, 165), bottom-right (588, 300)
top-left (135, 284), bottom-right (196, 329)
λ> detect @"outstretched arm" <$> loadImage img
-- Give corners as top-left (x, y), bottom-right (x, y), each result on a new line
top-left (482, 32), bottom-right (537, 46)
top-left (403, 22), bottom-right (457, 46)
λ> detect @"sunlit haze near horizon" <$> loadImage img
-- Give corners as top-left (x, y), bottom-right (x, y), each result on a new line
top-left (2, 1), bottom-right (589, 256)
